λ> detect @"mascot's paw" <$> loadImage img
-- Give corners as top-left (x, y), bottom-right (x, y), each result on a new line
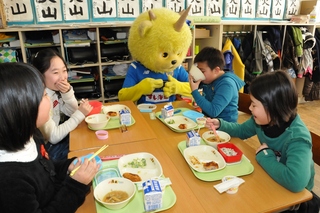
top-left (163, 75), bottom-right (191, 97)
top-left (138, 78), bottom-right (163, 95)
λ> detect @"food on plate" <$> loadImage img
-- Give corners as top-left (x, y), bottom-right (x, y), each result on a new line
top-left (167, 119), bottom-right (175, 124)
top-left (125, 158), bottom-right (147, 168)
top-left (203, 161), bottom-right (219, 171)
top-left (103, 190), bottom-right (129, 203)
top-left (206, 135), bottom-right (225, 142)
top-left (178, 123), bottom-right (187, 129)
top-left (107, 111), bottom-right (118, 117)
top-left (123, 172), bottom-right (142, 182)
top-left (190, 155), bottom-right (200, 165)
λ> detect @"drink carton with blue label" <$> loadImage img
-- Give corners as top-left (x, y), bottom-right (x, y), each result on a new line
top-left (143, 179), bottom-right (163, 212)
top-left (161, 103), bottom-right (174, 119)
top-left (119, 108), bottom-right (131, 125)
top-left (186, 130), bottom-right (201, 147)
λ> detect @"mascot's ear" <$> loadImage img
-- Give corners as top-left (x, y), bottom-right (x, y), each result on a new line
top-left (174, 5), bottom-right (191, 32)
top-left (138, 9), bottom-right (157, 38)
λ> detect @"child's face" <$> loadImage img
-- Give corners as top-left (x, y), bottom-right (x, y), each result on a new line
top-left (249, 95), bottom-right (270, 125)
top-left (36, 90), bottom-right (51, 128)
top-left (43, 56), bottom-right (68, 91)
top-left (197, 61), bottom-right (219, 84)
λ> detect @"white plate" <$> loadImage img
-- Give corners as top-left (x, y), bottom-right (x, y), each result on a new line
top-left (183, 145), bottom-right (226, 173)
top-left (102, 104), bottom-right (131, 119)
top-left (118, 152), bottom-right (163, 183)
top-left (164, 115), bottom-right (198, 131)
top-left (137, 104), bottom-right (157, 112)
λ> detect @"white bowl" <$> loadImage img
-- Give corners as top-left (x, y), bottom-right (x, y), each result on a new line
top-left (85, 114), bottom-right (110, 130)
top-left (202, 130), bottom-right (231, 148)
top-left (94, 177), bottom-right (136, 210)
top-left (189, 64), bottom-right (205, 81)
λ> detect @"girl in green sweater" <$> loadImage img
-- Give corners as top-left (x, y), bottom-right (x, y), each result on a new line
top-left (206, 71), bottom-right (319, 213)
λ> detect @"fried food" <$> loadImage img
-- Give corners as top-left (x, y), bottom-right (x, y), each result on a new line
top-left (203, 161), bottom-right (219, 171)
top-left (107, 111), bottom-right (118, 117)
top-left (178, 123), bottom-right (187, 129)
top-left (190, 156), bottom-right (200, 165)
top-left (123, 172), bottom-right (142, 182)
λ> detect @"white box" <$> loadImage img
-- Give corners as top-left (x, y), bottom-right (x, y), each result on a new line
top-left (161, 104), bottom-right (174, 119)
top-left (186, 130), bottom-right (201, 147)
top-left (119, 108), bottom-right (131, 125)
top-left (143, 179), bottom-right (162, 212)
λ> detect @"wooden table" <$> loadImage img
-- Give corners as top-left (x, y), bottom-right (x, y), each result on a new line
top-left (69, 101), bottom-right (157, 151)
top-left (69, 139), bottom-right (205, 213)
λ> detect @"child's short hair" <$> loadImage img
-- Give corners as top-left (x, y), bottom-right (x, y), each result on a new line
top-left (32, 48), bottom-right (67, 75)
top-left (250, 70), bottom-right (298, 126)
top-left (194, 47), bottom-right (225, 70)
top-left (0, 63), bottom-right (45, 151)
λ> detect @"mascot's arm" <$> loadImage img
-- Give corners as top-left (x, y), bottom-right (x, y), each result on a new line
top-left (163, 75), bottom-right (191, 98)
top-left (118, 78), bottom-right (163, 102)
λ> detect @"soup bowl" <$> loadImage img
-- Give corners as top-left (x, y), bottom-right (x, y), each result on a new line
top-left (202, 130), bottom-right (231, 149)
top-left (94, 177), bottom-right (136, 210)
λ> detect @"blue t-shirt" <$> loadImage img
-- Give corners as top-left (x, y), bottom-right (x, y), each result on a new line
top-left (122, 61), bottom-right (189, 104)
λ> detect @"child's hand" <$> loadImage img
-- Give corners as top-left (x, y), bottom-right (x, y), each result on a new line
top-left (78, 99), bottom-right (93, 116)
top-left (56, 79), bottom-right (71, 93)
top-left (256, 143), bottom-right (269, 154)
top-left (188, 75), bottom-right (201, 91)
top-left (205, 118), bottom-right (220, 130)
top-left (69, 158), bottom-right (100, 185)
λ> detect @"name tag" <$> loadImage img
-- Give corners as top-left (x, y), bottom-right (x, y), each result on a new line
top-left (145, 92), bottom-right (169, 103)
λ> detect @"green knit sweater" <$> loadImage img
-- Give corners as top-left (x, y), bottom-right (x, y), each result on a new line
top-left (219, 115), bottom-right (314, 192)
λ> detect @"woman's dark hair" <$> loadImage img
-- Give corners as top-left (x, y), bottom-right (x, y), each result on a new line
top-left (250, 70), bottom-right (298, 126)
top-left (0, 63), bottom-right (45, 151)
top-left (194, 47), bottom-right (225, 70)
top-left (32, 48), bottom-right (67, 74)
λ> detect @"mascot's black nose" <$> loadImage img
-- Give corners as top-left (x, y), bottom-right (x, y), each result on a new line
top-left (171, 60), bottom-right (177, 65)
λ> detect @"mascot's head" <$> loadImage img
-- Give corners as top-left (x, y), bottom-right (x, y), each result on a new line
top-left (128, 7), bottom-right (192, 73)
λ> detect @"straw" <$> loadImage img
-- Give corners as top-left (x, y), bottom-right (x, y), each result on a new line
top-left (209, 123), bottom-right (221, 142)
top-left (70, 144), bottom-right (109, 176)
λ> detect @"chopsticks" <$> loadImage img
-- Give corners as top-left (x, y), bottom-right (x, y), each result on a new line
top-left (70, 144), bottom-right (109, 176)
top-left (209, 123), bottom-right (221, 142)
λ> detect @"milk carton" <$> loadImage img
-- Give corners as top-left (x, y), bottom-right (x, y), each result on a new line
top-left (161, 103), bottom-right (174, 119)
top-left (143, 179), bottom-right (163, 212)
top-left (186, 130), bottom-right (201, 147)
top-left (119, 108), bottom-right (131, 125)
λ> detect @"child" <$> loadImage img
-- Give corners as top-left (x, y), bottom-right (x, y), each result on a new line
top-left (32, 48), bottom-right (92, 160)
top-left (0, 62), bottom-right (100, 212)
top-left (188, 47), bottom-right (245, 122)
top-left (206, 71), bottom-right (319, 212)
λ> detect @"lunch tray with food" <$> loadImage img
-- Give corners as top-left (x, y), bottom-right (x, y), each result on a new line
top-left (155, 108), bottom-right (205, 132)
top-left (93, 159), bottom-right (177, 212)
top-left (177, 141), bottom-right (254, 181)
top-left (88, 116), bottom-right (136, 130)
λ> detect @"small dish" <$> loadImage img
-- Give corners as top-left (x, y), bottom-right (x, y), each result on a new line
top-left (217, 142), bottom-right (243, 164)
top-left (94, 168), bottom-right (120, 185)
top-left (117, 152), bottom-right (163, 183)
top-left (137, 104), bottom-right (157, 112)
top-left (182, 110), bottom-right (204, 122)
top-left (183, 145), bottom-right (226, 173)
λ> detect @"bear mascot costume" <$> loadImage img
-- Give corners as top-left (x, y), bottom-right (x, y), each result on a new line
top-left (118, 7), bottom-right (192, 104)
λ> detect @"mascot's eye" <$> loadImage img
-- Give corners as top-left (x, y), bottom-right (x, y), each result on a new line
top-left (162, 53), bottom-right (168, 58)
top-left (177, 52), bottom-right (181, 56)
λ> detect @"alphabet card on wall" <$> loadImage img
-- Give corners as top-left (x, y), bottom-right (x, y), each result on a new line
top-left (271, 0), bottom-right (286, 20)
top-left (34, 0), bottom-right (63, 24)
top-left (2, 0), bottom-right (34, 26)
top-left (141, 0), bottom-right (163, 12)
top-left (240, 0), bottom-right (256, 19)
top-left (223, 0), bottom-right (241, 19)
top-left (62, 0), bottom-right (90, 23)
top-left (256, 0), bottom-right (272, 19)
top-left (91, 0), bottom-right (117, 22)
top-left (284, 0), bottom-right (301, 19)
top-left (206, 0), bottom-right (223, 17)
top-left (117, 0), bottom-right (140, 20)
top-left (187, 0), bottom-right (205, 16)
top-left (165, 0), bottom-right (186, 13)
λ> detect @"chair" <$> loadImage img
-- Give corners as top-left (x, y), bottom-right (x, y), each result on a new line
top-left (238, 92), bottom-right (251, 114)
top-left (311, 131), bottom-right (320, 165)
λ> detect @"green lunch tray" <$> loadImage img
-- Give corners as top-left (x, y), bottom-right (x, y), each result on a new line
top-left (88, 115), bottom-right (135, 130)
top-left (178, 140), bottom-right (254, 181)
top-left (93, 160), bottom-right (177, 213)
top-left (155, 108), bottom-right (204, 133)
